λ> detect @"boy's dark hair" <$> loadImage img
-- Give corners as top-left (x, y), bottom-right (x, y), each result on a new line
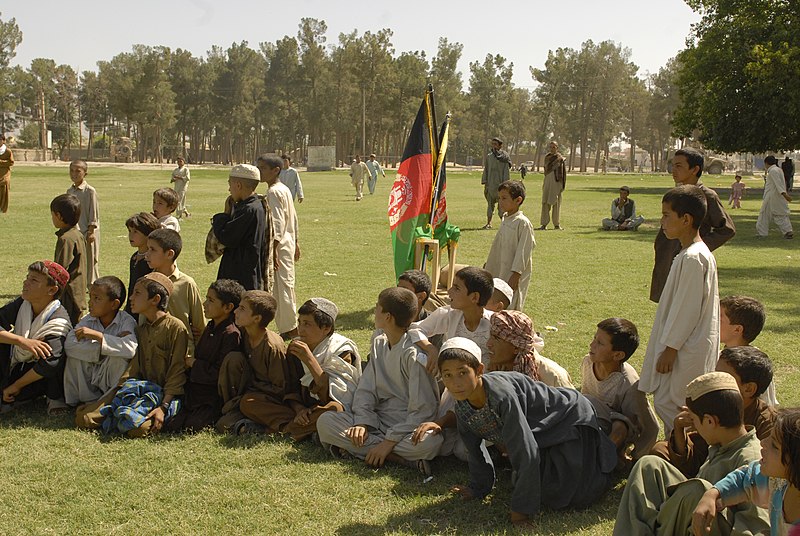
top-left (675, 147), bottom-right (705, 179)
top-left (662, 184), bottom-right (707, 229)
top-left (28, 261), bottom-right (64, 297)
top-left (718, 346), bottom-right (774, 397)
top-left (720, 295), bottom-right (766, 343)
top-left (498, 180), bottom-right (526, 203)
top-left (126, 212), bottom-right (162, 237)
top-left (153, 188), bottom-right (179, 210)
top-left (281, 154), bottom-right (292, 163)
top-left (298, 300), bottom-right (335, 332)
top-left (398, 269), bottom-right (432, 306)
top-left (242, 290), bottom-right (277, 328)
top-left (50, 194), bottom-right (81, 227)
top-left (138, 278), bottom-right (170, 312)
top-left (256, 154), bottom-right (283, 170)
top-left (437, 348), bottom-right (481, 372)
top-left (775, 408), bottom-right (800, 489)
top-left (491, 289), bottom-right (510, 308)
top-left (377, 287), bottom-right (418, 329)
top-left (455, 266), bottom-right (494, 307)
top-left (686, 389), bottom-right (743, 429)
top-left (148, 228), bottom-right (183, 261)
top-left (92, 276), bottom-right (127, 307)
top-left (209, 279), bottom-right (245, 311)
top-left (596, 317), bottom-right (639, 361)
top-left (70, 159), bottom-right (88, 171)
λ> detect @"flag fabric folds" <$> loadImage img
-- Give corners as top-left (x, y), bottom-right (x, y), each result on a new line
top-left (388, 87), bottom-right (459, 279)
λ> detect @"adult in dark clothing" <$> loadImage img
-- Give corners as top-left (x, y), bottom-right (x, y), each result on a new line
top-left (481, 137), bottom-right (511, 229)
top-left (212, 164), bottom-right (267, 291)
top-left (519, 164), bottom-right (527, 180)
top-left (650, 148), bottom-right (735, 302)
top-left (782, 156), bottom-right (794, 192)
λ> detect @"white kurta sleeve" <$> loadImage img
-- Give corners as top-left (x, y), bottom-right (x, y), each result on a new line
top-left (659, 255), bottom-right (706, 351)
top-left (510, 219), bottom-right (534, 275)
top-left (99, 312), bottom-right (138, 359)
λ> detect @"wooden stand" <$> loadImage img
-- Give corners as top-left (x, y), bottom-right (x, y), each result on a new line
top-left (414, 238), bottom-right (458, 292)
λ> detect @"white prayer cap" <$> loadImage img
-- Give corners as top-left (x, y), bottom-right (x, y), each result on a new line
top-left (229, 164), bottom-right (260, 182)
top-left (492, 278), bottom-right (513, 304)
top-left (309, 297), bottom-right (339, 322)
top-left (440, 337), bottom-right (482, 361)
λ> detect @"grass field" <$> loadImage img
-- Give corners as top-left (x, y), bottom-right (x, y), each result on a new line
top-left (0, 163), bottom-right (797, 535)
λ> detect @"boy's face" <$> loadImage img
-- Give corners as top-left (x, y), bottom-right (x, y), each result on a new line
top-left (297, 313), bottom-right (329, 349)
top-left (440, 359), bottom-right (483, 401)
top-left (88, 285), bottom-right (120, 319)
top-left (234, 300), bottom-right (261, 330)
top-left (487, 333), bottom-right (515, 371)
top-left (760, 429), bottom-right (786, 479)
top-left (497, 189), bottom-right (521, 214)
top-left (203, 288), bottom-right (230, 322)
top-left (397, 280), bottom-right (425, 312)
top-left (672, 155), bottom-right (699, 185)
top-left (718, 307), bottom-right (742, 346)
top-left (128, 227), bottom-right (149, 249)
top-left (588, 329), bottom-right (620, 364)
top-left (228, 178), bottom-right (244, 201)
top-left (129, 281), bottom-right (156, 315)
top-left (152, 195), bottom-right (173, 218)
top-left (21, 270), bottom-right (57, 303)
top-left (51, 211), bottom-right (65, 229)
top-left (448, 276), bottom-right (476, 311)
top-left (688, 408), bottom-right (715, 443)
top-left (373, 303), bottom-right (390, 330)
top-left (714, 359), bottom-right (753, 402)
top-left (145, 239), bottom-right (174, 271)
top-left (69, 163), bottom-right (87, 185)
top-left (660, 202), bottom-right (687, 240)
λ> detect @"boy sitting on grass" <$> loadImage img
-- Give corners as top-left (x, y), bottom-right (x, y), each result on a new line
top-left (145, 228), bottom-right (205, 355)
top-left (614, 372), bottom-right (769, 535)
top-left (152, 187), bottom-right (181, 232)
top-left (282, 298), bottom-right (361, 441)
top-left (317, 287), bottom-right (442, 476)
top-left (651, 345), bottom-right (777, 478)
top-left (411, 266), bottom-right (494, 373)
top-left (64, 276), bottom-right (137, 406)
top-left (0, 261), bottom-right (72, 415)
top-left (75, 273), bottom-right (189, 437)
top-left (580, 317), bottom-right (658, 464)
top-left (166, 279), bottom-right (243, 432)
top-left (51, 193), bottom-right (87, 324)
top-left (216, 290), bottom-right (304, 435)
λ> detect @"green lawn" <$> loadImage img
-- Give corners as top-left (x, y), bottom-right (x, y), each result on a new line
top-left (0, 163), bottom-right (796, 535)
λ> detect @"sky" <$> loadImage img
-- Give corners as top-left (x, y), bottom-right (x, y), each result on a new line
top-left (4, 0), bottom-right (701, 89)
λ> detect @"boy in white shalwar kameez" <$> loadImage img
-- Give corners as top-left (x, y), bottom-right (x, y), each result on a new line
top-left (639, 185), bottom-right (719, 437)
top-left (64, 276), bottom-right (137, 406)
top-left (316, 288), bottom-right (442, 475)
top-left (257, 155), bottom-right (300, 338)
top-left (484, 180), bottom-right (535, 310)
top-left (287, 298), bottom-right (361, 416)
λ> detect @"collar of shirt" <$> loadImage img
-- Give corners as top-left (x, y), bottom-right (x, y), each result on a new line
top-left (167, 265), bottom-right (183, 282)
top-left (70, 182), bottom-right (88, 191)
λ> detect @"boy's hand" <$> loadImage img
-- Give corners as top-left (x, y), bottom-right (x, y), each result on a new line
top-left (691, 488), bottom-right (722, 535)
top-left (185, 357), bottom-right (196, 368)
top-left (507, 272), bottom-right (520, 291)
top-left (656, 347), bottom-right (678, 373)
top-left (450, 485), bottom-right (475, 500)
top-left (74, 327), bottom-right (103, 342)
top-left (287, 339), bottom-right (314, 364)
top-left (21, 338), bottom-right (51, 359)
top-left (191, 325), bottom-right (203, 340)
top-left (294, 243), bottom-right (301, 262)
top-left (146, 406), bottom-right (166, 432)
top-left (293, 407), bottom-right (313, 426)
top-left (411, 422), bottom-right (441, 445)
top-left (346, 425), bottom-right (369, 447)
top-left (674, 407), bottom-right (694, 433)
top-left (2, 383), bottom-right (20, 403)
top-left (86, 229), bottom-right (95, 244)
top-left (365, 439), bottom-right (396, 467)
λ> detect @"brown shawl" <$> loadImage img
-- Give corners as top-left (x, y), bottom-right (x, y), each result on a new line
top-left (544, 152), bottom-right (567, 187)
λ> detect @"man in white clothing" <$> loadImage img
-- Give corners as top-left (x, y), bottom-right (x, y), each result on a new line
top-left (279, 154), bottom-right (304, 203)
top-left (756, 155), bottom-right (793, 239)
top-left (170, 156), bottom-right (191, 218)
top-left (365, 153), bottom-right (386, 195)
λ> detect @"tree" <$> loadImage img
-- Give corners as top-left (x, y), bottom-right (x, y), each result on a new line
top-left (676, 0), bottom-right (800, 152)
top-left (464, 54), bottom-right (514, 165)
top-left (80, 70), bottom-right (108, 155)
top-left (0, 12), bottom-right (22, 131)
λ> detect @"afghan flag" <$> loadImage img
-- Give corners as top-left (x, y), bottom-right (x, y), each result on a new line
top-left (389, 88), bottom-right (459, 279)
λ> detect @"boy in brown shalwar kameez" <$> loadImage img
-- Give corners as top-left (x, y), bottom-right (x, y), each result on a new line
top-left (216, 290), bottom-right (305, 434)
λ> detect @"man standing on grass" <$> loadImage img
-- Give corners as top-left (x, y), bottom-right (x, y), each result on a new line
top-left (0, 134), bottom-right (13, 213)
top-left (757, 155), bottom-right (793, 239)
top-left (365, 153), bottom-right (385, 195)
top-left (279, 154), bottom-right (304, 203)
top-left (350, 155), bottom-right (370, 201)
top-left (481, 137), bottom-right (511, 229)
top-left (650, 147), bottom-right (735, 302)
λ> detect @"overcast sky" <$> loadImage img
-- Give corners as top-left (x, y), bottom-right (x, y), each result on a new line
top-left (5, 0), bottom-right (700, 88)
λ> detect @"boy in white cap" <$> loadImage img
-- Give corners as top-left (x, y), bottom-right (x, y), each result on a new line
top-left (614, 371), bottom-right (768, 535)
top-left (212, 164), bottom-right (267, 290)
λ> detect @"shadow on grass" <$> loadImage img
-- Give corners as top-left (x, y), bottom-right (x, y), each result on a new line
top-left (337, 308), bottom-right (374, 332)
